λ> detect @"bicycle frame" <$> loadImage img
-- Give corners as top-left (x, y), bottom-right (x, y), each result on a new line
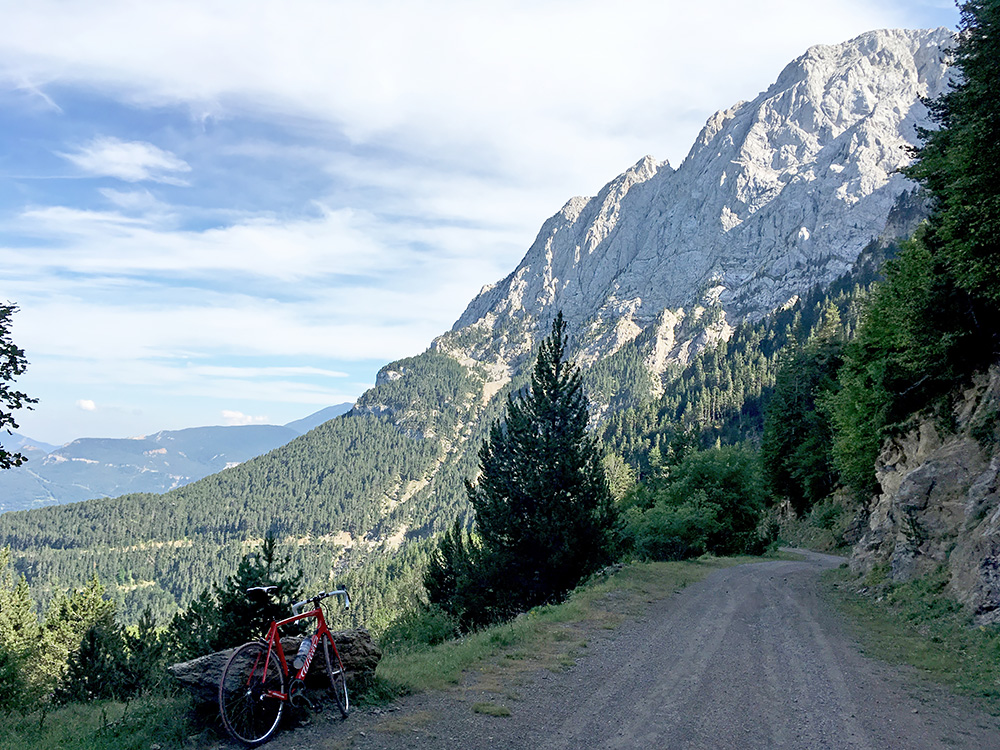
top-left (256, 604), bottom-right (336, 703)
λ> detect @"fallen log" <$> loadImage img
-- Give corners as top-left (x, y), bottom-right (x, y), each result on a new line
top-left (167, 628), bottom-right (381, 707)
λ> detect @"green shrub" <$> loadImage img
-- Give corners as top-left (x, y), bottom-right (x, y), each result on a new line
top-left (623, 501), bottom-right (716, 561)
top-left (622, 445), bottom-right (770, 560)
top-left (380, 605), bottom-right (458, 654)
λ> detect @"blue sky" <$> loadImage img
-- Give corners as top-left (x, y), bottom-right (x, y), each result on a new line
top-left (0, 0), bottom-right (959, 445)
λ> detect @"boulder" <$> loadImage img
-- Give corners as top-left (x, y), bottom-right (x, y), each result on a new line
top-left (167, 628), bottom-right (381, 707)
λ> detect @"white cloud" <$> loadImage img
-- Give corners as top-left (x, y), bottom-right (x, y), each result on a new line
top-left (221, 410), bottom-right (269, 426)
top-left (76, 399), bottom-right (97, 411)
top-left (98, 188), bottom-right (170, 213)
top-left (60, 137), bottom-right (191, 184)
top-left (0, 1), bottom-right (941, 169)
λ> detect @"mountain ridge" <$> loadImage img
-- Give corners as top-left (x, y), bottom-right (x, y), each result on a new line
top-left (0, 403), bottom-right (353, 513)
top-left (445, 28), bottom-right (951, 395)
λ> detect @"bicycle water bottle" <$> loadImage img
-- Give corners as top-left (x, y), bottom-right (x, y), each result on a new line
top-left (294, 637), bottom-right (312, 670)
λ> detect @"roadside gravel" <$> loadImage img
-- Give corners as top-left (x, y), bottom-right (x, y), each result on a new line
top-left (263, 550), bottom-right (1000, 749)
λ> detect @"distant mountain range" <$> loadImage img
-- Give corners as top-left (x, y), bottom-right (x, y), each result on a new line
top-left (0, 404), bottom-right (352, 513)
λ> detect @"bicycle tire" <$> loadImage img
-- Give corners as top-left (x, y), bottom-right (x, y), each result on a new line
top-left (219, 641), bottom-right (287, 746)
top-left (321, 632), bottom-right (349, 717)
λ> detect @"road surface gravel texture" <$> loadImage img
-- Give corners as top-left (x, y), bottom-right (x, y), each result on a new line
top-left (265, 550), bottom-right (1000, 749)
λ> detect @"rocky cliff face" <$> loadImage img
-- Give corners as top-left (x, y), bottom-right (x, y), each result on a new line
top-left (438, 28), bottom-right (953, 397)
top-left (851, 367), bottom-right (1000, 625)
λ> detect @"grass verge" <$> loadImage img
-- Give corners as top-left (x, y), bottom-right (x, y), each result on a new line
top-left (372, 552), bottom-right (784, 698)
top-left (0, 694), bottom-right (196, 750)
top-left (824, 564), bottom-right (1000, 710)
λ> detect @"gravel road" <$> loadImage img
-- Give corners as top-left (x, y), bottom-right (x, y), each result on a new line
top-left (267, 551), bottom-right (1000, 750)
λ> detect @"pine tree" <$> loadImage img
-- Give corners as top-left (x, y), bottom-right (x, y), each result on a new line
top-left (168, 534), bottom-right (304, 658)
top-left (123, 606), bottom-right (167, 696)
top-left (423, 518), bottom-right (482, 628)
top-left (0, 547), bottom-right (40, 713)
top-left (38, 576), bottom-right (117, 698)
top-left (762, 305), bottom-right (845, 514)
top-left (459, 312), bottom-right (617, 625)
top-left (906, 0), bottom-right (1000, 309)
top-left (52, 610), bottom-right (127, 704)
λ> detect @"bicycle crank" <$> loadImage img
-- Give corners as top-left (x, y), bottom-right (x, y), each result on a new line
top-left (289, 679), bottom-right (314, 710)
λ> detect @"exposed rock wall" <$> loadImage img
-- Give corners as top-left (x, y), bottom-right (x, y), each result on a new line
top-left (851, 367), bottom-right (1000, 624)
top-left (444, 28), bottom-right (954, 392)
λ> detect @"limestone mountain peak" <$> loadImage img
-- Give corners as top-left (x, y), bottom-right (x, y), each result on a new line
top-left (442, 28), bottom-right (954, 390)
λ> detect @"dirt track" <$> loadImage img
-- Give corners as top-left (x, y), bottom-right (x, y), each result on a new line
top-left (265, 551), bottom-right (1000, 749)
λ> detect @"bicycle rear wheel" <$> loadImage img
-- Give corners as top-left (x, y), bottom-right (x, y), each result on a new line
top-left (321, 632), bottom-right (349, 717)
top-left (219, 641), bottom-right (287, 746)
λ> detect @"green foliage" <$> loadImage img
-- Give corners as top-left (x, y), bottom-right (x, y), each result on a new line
top-left (827, 232), bottom-right (991, 498)
top-left (775, 495), bottom-right (856, 553)
top-left (905, 0), bottom-right (1000, 311)
top-left (0, 547), bottom-right (40, 714)
top-left (379, 604), bottom-right (458, 655)
top-left (39, 576), bottom-right (118, 702)
top-left (623, 500), bottom-right (717, 561)
top-left (825, 0), bottom-right (1000, 499)
top-left (761, 305), bottom-right (845, 514)
top-left (0, 548), bottom-right (171, 714)
top-left (601, 451), bottom-right (637, 501)
top-left (598, 266), bottom-right (879, 475)
top-left (53, 611), bottom-right (128, 704)
top-left (0, 304), bottom-right (37, 470)
top-left (121, 607), bottom-right (168, 695)
top-left (51, 605), bottom-right (166, 705)
top-left (0, 345), bottom-right (489, 635)
top-left (585, 342), bottom-right (655, 410)
top-left (429, 313), bottom-right (618, 629)
top-left (0, 694), bottom-right (194, 750)
top-left (423, 519), bottom-right (482, 629)
top-left (622, 445), bottom-right (770, 560)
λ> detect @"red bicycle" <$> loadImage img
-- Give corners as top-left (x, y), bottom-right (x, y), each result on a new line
top-left (218, 585), bottom-right (351, 746)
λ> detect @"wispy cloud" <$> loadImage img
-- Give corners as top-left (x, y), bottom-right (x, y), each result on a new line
top-left (59, 137), bottom-right (191, 184)
top-left (221, 410), bottom-right (269, 426)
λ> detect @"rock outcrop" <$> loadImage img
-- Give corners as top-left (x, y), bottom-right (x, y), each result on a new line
top-left (851, 367), bottom-right (1000, 624)
top-left (167, 628), bottom-right (381, 706)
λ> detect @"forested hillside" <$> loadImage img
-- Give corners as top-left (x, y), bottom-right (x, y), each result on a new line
top-left (0, 351), bottom-right (493, 627)
top-left (0, 240), bottom-right (888, 631)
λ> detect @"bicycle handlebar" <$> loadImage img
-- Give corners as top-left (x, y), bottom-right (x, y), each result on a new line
top-left (291, 587), bottom-right (350, 616)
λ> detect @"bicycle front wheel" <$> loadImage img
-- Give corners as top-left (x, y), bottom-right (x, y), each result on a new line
top-left (219, 641), bottom-right (287, 746)
top-left (321, 632), bottom-right (349, 717)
